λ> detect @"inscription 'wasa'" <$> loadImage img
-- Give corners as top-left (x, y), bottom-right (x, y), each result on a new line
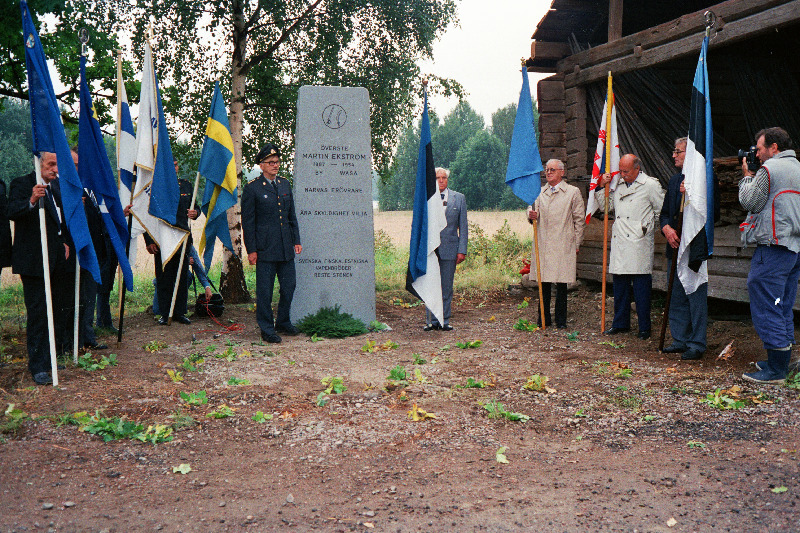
top-left (339, 170), bottom-right (357, 176)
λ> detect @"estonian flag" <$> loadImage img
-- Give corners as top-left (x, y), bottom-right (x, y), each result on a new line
top-left (20, 1), bottom-right (101, 283)
top-left (116, 54), bottom-right (140, 265)
top-left (130, 40), bottom-right (188, 264)
top-left (505, 67), bottom-right (543, 205)
top-left (78, 56), bottom-right (134, 291)
top-left (405, 90), bottom-right (446, 324)
top-left (677, 35), bottom-right (714, 295)
top-left (198, 82), bottom-right (237, 270)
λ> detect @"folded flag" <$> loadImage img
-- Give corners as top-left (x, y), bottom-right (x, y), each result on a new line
top-left (116, 53), bottom-right (141, 266)
top-left (505, 67), bottom-right (543, 205)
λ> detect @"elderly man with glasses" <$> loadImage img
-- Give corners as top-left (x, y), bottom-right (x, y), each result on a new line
top-left (242, 143), bottom-right (302, 344)
top-left (526, 159), bottom-right (585, 329)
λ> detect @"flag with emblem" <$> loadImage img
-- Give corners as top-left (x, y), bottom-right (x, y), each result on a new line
top-left (405, 90), bottom-right (446, 325)
top-left (677, 35), bottom-right (714, 295)
top-left (505, 67), bottom-right (543, 205)
top-left (19, 0), bottom-right (100, 283)
top-left (197, 82), bottom-right (237, 270)
top-left (116, 52), bottom-right (140, 265)
top-left (130, 40), bottom-right (188, 264)
top-left (78, 55), bottom-right (134, 291)
top-left (585, 92), bottom-right (620, 223)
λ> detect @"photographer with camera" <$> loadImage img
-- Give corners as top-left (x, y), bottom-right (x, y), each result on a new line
top-left (739, 127), bottom-right (800, 384)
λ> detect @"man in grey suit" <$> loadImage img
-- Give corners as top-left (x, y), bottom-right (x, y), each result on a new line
top-left (425, 167), bottom-right (468, 331)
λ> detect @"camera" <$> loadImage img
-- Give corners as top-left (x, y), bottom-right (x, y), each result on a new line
top-left (738, 146), bottom-right (760, 172)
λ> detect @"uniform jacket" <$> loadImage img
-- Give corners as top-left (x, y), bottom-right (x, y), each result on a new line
top-left (596, 172), bottom-right (665, 274)
top-left (241, 175), bottom-right (300, 262)
top-left (739, 150), bottom-right (800, 252)
top-left (438, 188), bottom-right (468, 261)
top-left (0, 181), bottom-right (11, 268)
top-left (7, 172), bottom-right (74, 277)
top-left (530, 180), bottom-right (585, 283)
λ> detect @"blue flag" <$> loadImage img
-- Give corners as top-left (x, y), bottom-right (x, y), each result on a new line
top-left (198, 82), bottom-right (237, 270)
top-left (505, 68), bottom-right (544, 205)
top-left (149, 76), bottom-right (180, 226)
top-left (20, 1), bottom-right (100, 283)
top-left (405, 91), bottom-right (446, 324)
top-left (78, 56), bottom-right (134, 291)
top-left (677, 35), bottom-right (714, 295)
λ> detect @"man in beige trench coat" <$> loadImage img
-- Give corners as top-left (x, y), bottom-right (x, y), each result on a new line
top-left (597, 154), bottom-right (665, 339)
top-left (526, 159), bottom-right (585, 329)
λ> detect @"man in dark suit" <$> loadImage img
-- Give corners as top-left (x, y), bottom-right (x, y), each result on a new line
top-left (424, 167), bottom-right (468, 331)
top-left (242, 143), bottom-right (302, 343)
top-left (7, 152), bottom-right (75, 385)
top-left (0, 179), bottom-right (11, 271)
top-left (145, 160), bottom-right (197, 325)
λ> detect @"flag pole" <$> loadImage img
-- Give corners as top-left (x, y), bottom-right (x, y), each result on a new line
top-left (73, 29), bottom-right (89, 364)
top-left (532, 217), bottom-right (545, 331)
top-left (659, 194), bottom-right (685, 351)
top-left (166, 173), bottom-right (199, 325)
top-left (600, 71), bottom-right (613, 332)
top-left (35, 155), bottom-right (59, 386)
top-left (115, 49), bottom-right (125, 342)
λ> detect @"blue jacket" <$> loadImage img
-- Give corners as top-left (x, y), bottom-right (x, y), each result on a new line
top-left (241, 175), bottom-right (300, 262)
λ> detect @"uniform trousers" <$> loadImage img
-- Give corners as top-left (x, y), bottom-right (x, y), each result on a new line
top-left (256, 259), bottom-right (296, 334)
top-left (668, 279), bottom-right (707, 352)
top-left (426, 256), bottom-right (456, 326)
top-left (747, 245), bottom-right (800, 350)
top-left (21, 272), bottom-right (74, 375)
top-left (95, 256), bottom-right (118, 328)
top-left (612, 273), bottom-right (652, 333)
top-left (155, 249), bottom-right (189, 318)
top-left (79, 269), bottom-right (98, 346)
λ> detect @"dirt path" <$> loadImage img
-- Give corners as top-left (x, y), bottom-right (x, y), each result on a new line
top-left (1, 285), bottom-right (798, 532)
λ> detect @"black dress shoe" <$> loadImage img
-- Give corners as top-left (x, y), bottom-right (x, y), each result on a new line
top-left (663, 343), bottom-right (688, 354)
top-left (158, 317), bottom-right (168, 326)
top-left (174, 315), bottom-right (192, 325)
top-left (84, 343), bottom-right (108, 351)
top-left (681, 349), bottom-right (704, 360)
top-left (556, 325), bottom-right (567, 330)
top-left (33, 372), bottom-right (52, 385)
top-left (603, 327), bottom-right (630, 335)
top-left (440, 324), bottom-right (453, 331)
top-left (261, 331), bottom-right (282, 344)
top-left (276, 324), bottom-right (299, 336)
top-left (637, 330), bottom-right (651, 340)
top-left (423, 324), bottom-right (440, 332)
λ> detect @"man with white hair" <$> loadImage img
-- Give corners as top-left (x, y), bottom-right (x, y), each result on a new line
top-left (526, 159), bottom-right (584, 328)
top-left (424, 167), bottom-right (468, 331)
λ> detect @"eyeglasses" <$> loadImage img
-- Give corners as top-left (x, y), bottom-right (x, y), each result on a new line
top-left (545, 168), bottom-right (562, 173)
top-left (263, 160), bottom-right (281, 166)
top-left (673, 150), bottom-right (685, 155)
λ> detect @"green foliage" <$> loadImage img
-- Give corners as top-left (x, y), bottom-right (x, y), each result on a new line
top-left (522, 374), bottom-right (549, 392)
top-left (449, 130), bottom-right (508, 210)
top-left (465, 221), bottom-right (528, 271)
top-left (615, 368), bottom-right (632, 379)
top-left (687, 441), bottom-right (706, 449)
top-left (388, 365), bottom-right (407, 382)
top-left (412, 353), bottom-right (427, 365)
top-left (482, 400), bottom-right (529, 422)
top-left (785, 372), bottom-right (800, 390)
top-left (457, 377), bottom-right (487, 389)
top-left (79, 411), bottom-right (173, 443)
top-left (227, 377), bottom-right (250, 386)
top-left (207, 405), bottom-right (235, 419)
top-left (77, 353), bottom-right (118, 371)
top-left (315, 392), bottom-right (330, 407)
top-left (703, 389), bottom-right (746, 410)
top-left (513, 318), bottom-right (538, 332)
top-left (574, 408), bottom-right (588, 418)
top-left (566, 331), bottom-right (579, 342)
top-left (168, 412), bottom-right (196, 429)
top-left (144, 340), bottom-right (168, 353)
top-left (432, 101), bottom-right (485, 169)
top-left (1, 404), bottom-right (28, 435)
top-left (369, 320), bottom-right (389, 332)
top-left (179, 390), bottom-right (208, 406)
top-left (321, 376), bottom-right (347, 395)
top-left (180, 355), bottom-right (204, 372)
top-left (252, 411), bottom-right (273, 423)
top-left (297, 306), bottom-right (367, 339)
top-left (455, 340), bottom-right (483, 349)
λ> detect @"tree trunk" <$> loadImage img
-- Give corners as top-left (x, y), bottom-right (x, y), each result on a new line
top-left (220, 0), bottom-right (251, 304)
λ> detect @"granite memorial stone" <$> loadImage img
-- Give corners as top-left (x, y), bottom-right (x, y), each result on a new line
top-left (291, 86), bottom-right (376, 325)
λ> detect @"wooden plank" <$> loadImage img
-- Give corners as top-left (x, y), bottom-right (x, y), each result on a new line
top-left (539, 113), bottom-right (566, 133)
top-left (566, 136), bottom-right (587, 155)
top-left (561, 0), bottom-right (787, 73)
top-left (537, 79), bottom-right (565, 101)
top-left (564, 0), bottom-right (800, 87)
top-left (539, 98), bottom-right (565, 114)
top-left (608, 0), bottom-right (623, 42)
top-left (541, 131), bottom-right (566, 147)
top-left (532, 40), bottom-right (571, 61)
top-left (565, 118), bottom-right (587, 139)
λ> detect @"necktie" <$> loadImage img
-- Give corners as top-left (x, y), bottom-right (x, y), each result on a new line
top-left (441, 193), bottom-right (445, 200)
top-left (46, 185), bottom-right (63, 234)
top-left (271, 180), bottom-right (278, 193)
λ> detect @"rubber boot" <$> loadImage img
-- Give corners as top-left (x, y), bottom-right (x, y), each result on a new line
top-left (744, 349), bottom-right (791, 385)
top-left (757, 349), bottom-right (800, 372)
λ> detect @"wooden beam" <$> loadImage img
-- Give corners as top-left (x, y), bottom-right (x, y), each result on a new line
top-left (608, 0), bottom-right (623, 42)
top-left (531, 40), bottom-right (571, 61)
top-left (564, 0), bottom-right (800, 87)
top-left (560, 0), bottom-right (788, 77)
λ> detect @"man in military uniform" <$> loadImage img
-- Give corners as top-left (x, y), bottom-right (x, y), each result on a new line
top-left (242, 143), bottom-right (302, 343)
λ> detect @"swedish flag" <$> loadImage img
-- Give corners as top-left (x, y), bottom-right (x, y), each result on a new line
top-left (198, 82), bottom-right (238, 270)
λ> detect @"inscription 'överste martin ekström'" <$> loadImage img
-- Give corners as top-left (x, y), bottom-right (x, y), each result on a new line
top-left (290, 86), bottom-right (376, 325)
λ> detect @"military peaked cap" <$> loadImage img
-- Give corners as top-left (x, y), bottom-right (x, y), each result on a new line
top-left (256, 143), bottom-right (282, 163)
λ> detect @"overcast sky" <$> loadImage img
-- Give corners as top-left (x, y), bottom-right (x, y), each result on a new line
top-left (419, 0), bottom-right (553, 125)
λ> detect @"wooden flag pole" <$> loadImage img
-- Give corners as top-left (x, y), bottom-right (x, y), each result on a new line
top-left (35, 155), bottom-right (59, 386)
top-left (659, 193), bottom-right (685, 351)
top-left (166, 172), bottom-right (201, 325)
top-left (533, 218), bottom-right (546, 331)
top-left (600, 71), bottom-right (613, 332)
